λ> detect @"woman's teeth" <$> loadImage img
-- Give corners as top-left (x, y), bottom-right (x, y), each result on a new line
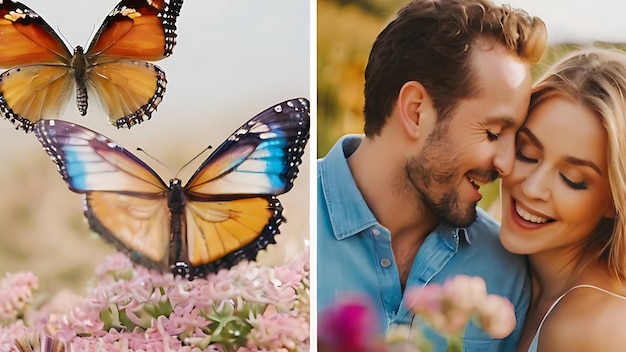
top-left (516, 204), bottom-right (551, 224)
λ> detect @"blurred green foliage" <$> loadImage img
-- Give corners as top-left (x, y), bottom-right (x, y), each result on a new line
top-left (317, 0), bottom-right (626, 211)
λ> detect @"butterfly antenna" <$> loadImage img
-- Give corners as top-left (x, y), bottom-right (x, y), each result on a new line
top-left (57, 27), bottom-right (74, 49)
top-left (136, 147), bottom-right (176, 176)
top-left (86, 24), bottom-right (97, 48)
top-left (174, 146), bottom-right (213, 179)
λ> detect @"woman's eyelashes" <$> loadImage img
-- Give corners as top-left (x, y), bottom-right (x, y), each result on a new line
top-left (515, 149), bottom-right (536, 163)
top-left (560, 174), bottom-right (587, 190)
top-left (515, 148), bottom-right (588, 190)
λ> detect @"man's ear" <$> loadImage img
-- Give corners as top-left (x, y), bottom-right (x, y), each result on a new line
top-left (396, 81), bottom-right (433, 139)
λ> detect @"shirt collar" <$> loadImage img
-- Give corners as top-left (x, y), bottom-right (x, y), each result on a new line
top-left (319, 134), bottom-right (474, 245)
top-left (461, 227), bottom-right (473, 245)
top-left (319, 135), bottom-right (378, 239)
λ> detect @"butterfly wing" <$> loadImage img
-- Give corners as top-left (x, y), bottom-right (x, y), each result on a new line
top-left (33, 120), bottom-right (172, 270)
top-left (181, 197), bottom-right (284, 275)
top-left (87, 60), bottom-right (166, 128)
top-left (176, 98), bottom-right (310, 276)
top-left (0, 1), bottom-right (71, 66)
top-left (86, 0), bottom-right (184, 62)
top-left (83, 0), bottom-right (182, 128)
top-left (0, 1), bottom-right (74, 132)
top-left (0, 65), bottom-right (73, 132)
top-left (186, 98), bottom-right (311, 196)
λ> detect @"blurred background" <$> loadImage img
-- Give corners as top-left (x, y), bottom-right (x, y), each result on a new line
top-left (0, 0), bottom-right (310, 295)
top-left (317, 0), bottom-right (626, 215)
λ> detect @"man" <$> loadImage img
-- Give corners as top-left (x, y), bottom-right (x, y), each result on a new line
top-left (317, 0), bottom-right (547, 350)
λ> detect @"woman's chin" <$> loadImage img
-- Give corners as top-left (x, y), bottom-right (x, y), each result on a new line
top-left (499, 232), bottom-right (529, 255)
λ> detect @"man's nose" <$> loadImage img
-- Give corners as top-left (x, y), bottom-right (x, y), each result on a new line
top-left (493, 134), bottom-right (515, 177)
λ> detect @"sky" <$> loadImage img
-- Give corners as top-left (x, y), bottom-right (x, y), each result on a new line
top-left (494, 0), bottom-right (626, 44)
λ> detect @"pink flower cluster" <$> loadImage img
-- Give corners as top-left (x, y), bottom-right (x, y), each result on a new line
top-left (0, 272), bottom-right (38, 324)
top-left (404, 275), bottom-right (516, 339)
top-left (318, 275), bottom-right (516, 352)
top-left (0, 251), bottom-right (310, 352)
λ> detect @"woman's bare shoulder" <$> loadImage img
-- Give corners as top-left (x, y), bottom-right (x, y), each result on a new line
top-left (538, 285), bottom-right (626, 351)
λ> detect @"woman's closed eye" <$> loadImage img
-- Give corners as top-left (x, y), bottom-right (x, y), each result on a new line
top-left (516, 148), bottom-right (588, 190)
top-left (515, 149), bottom-right (536, 163)
top-left (560, 174), bottom-right (587, 190)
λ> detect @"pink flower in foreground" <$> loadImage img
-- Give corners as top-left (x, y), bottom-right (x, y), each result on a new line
top-left (286, 251), bottom-right (310, 289)
top-left (385, 324), bottom-right (425, 352)
top-left (0, 248), bottom-right (310, 352)
top-left (318, 295), bottom-right (385, 352)
top-left (0, 272), bottom-right (38, 322)
top-left (0, 320), bottom-right (28, 352)
top-left (246, 313), bottom-right (309, 350)
top-left (94, 252), bottom-right (134, 279)
top-left (442, 275), bottom-right (487, 314)
top-left (475, 294), bottom-right (516, 338)
top-left (404, 275), bottom-right (516, 339)
top-left (405, 281), bottom-right (468, 336)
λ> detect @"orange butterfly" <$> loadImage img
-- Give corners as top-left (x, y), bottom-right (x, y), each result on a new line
top-left (35, 98), bottom-right (310, 278)
top-left (0, 0), bottom-right (184, 132)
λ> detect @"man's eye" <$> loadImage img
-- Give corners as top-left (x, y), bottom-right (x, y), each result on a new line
top-left (486, 130), bottom-right (499, 141)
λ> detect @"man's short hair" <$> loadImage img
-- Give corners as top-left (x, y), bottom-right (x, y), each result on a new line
top-left (363, 0), bottom-right (547, 136)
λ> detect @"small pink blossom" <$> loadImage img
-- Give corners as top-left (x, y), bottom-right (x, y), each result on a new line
top-left (246, 313), bottom-right (309, 350)
top-left (167, 283), bottom-right (192, 309)
top-left (273, 266), bottom-right (304, 289)
top-left (0, 320), bottom-right (29, 352)
top-left (94, 252), bottom-right (135, 279)
top-left (385, 324), bottom-right (426, 352)
top-left (442, 275), bottom-right (487, 314)
top-left (405, 282), bottom-right (468, 336)
top-left (475, 294), bottom-right (516, 338)
top-left (0, 272), bottom-right (38, 323)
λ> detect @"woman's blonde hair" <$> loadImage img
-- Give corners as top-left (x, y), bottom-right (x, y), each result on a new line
top-left (530, 47), bottom-right (626, 282)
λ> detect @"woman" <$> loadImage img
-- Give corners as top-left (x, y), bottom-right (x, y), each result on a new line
top-left (500, 47), bottom-right (626, 351)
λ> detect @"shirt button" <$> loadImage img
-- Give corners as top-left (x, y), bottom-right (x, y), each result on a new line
top-left (380, 258), bottom-right (392, 268)
top-left (372, 228), bottom-right (381, 236)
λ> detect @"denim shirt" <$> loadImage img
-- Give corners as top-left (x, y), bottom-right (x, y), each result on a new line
top-left (317, 135), bottom-right (530, 352)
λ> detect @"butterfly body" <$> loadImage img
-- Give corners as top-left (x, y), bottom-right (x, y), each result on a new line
top-left (0, 0), bottom-right (183, 132)
top-left (166, 178), bottom-right (188, 271)
top-left (35, 98), bottom-right (310, 278)
top-left (71, 46), bottom-right (89, 115)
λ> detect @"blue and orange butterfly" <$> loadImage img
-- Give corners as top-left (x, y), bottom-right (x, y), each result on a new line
top-left (34, 98), bottom-right (310, 278)
top-left (0, 0), bottom-right (184, 133)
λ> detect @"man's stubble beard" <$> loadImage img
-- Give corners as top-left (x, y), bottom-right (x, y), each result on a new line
top-left (403, 126), bottom-right (479, 228)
